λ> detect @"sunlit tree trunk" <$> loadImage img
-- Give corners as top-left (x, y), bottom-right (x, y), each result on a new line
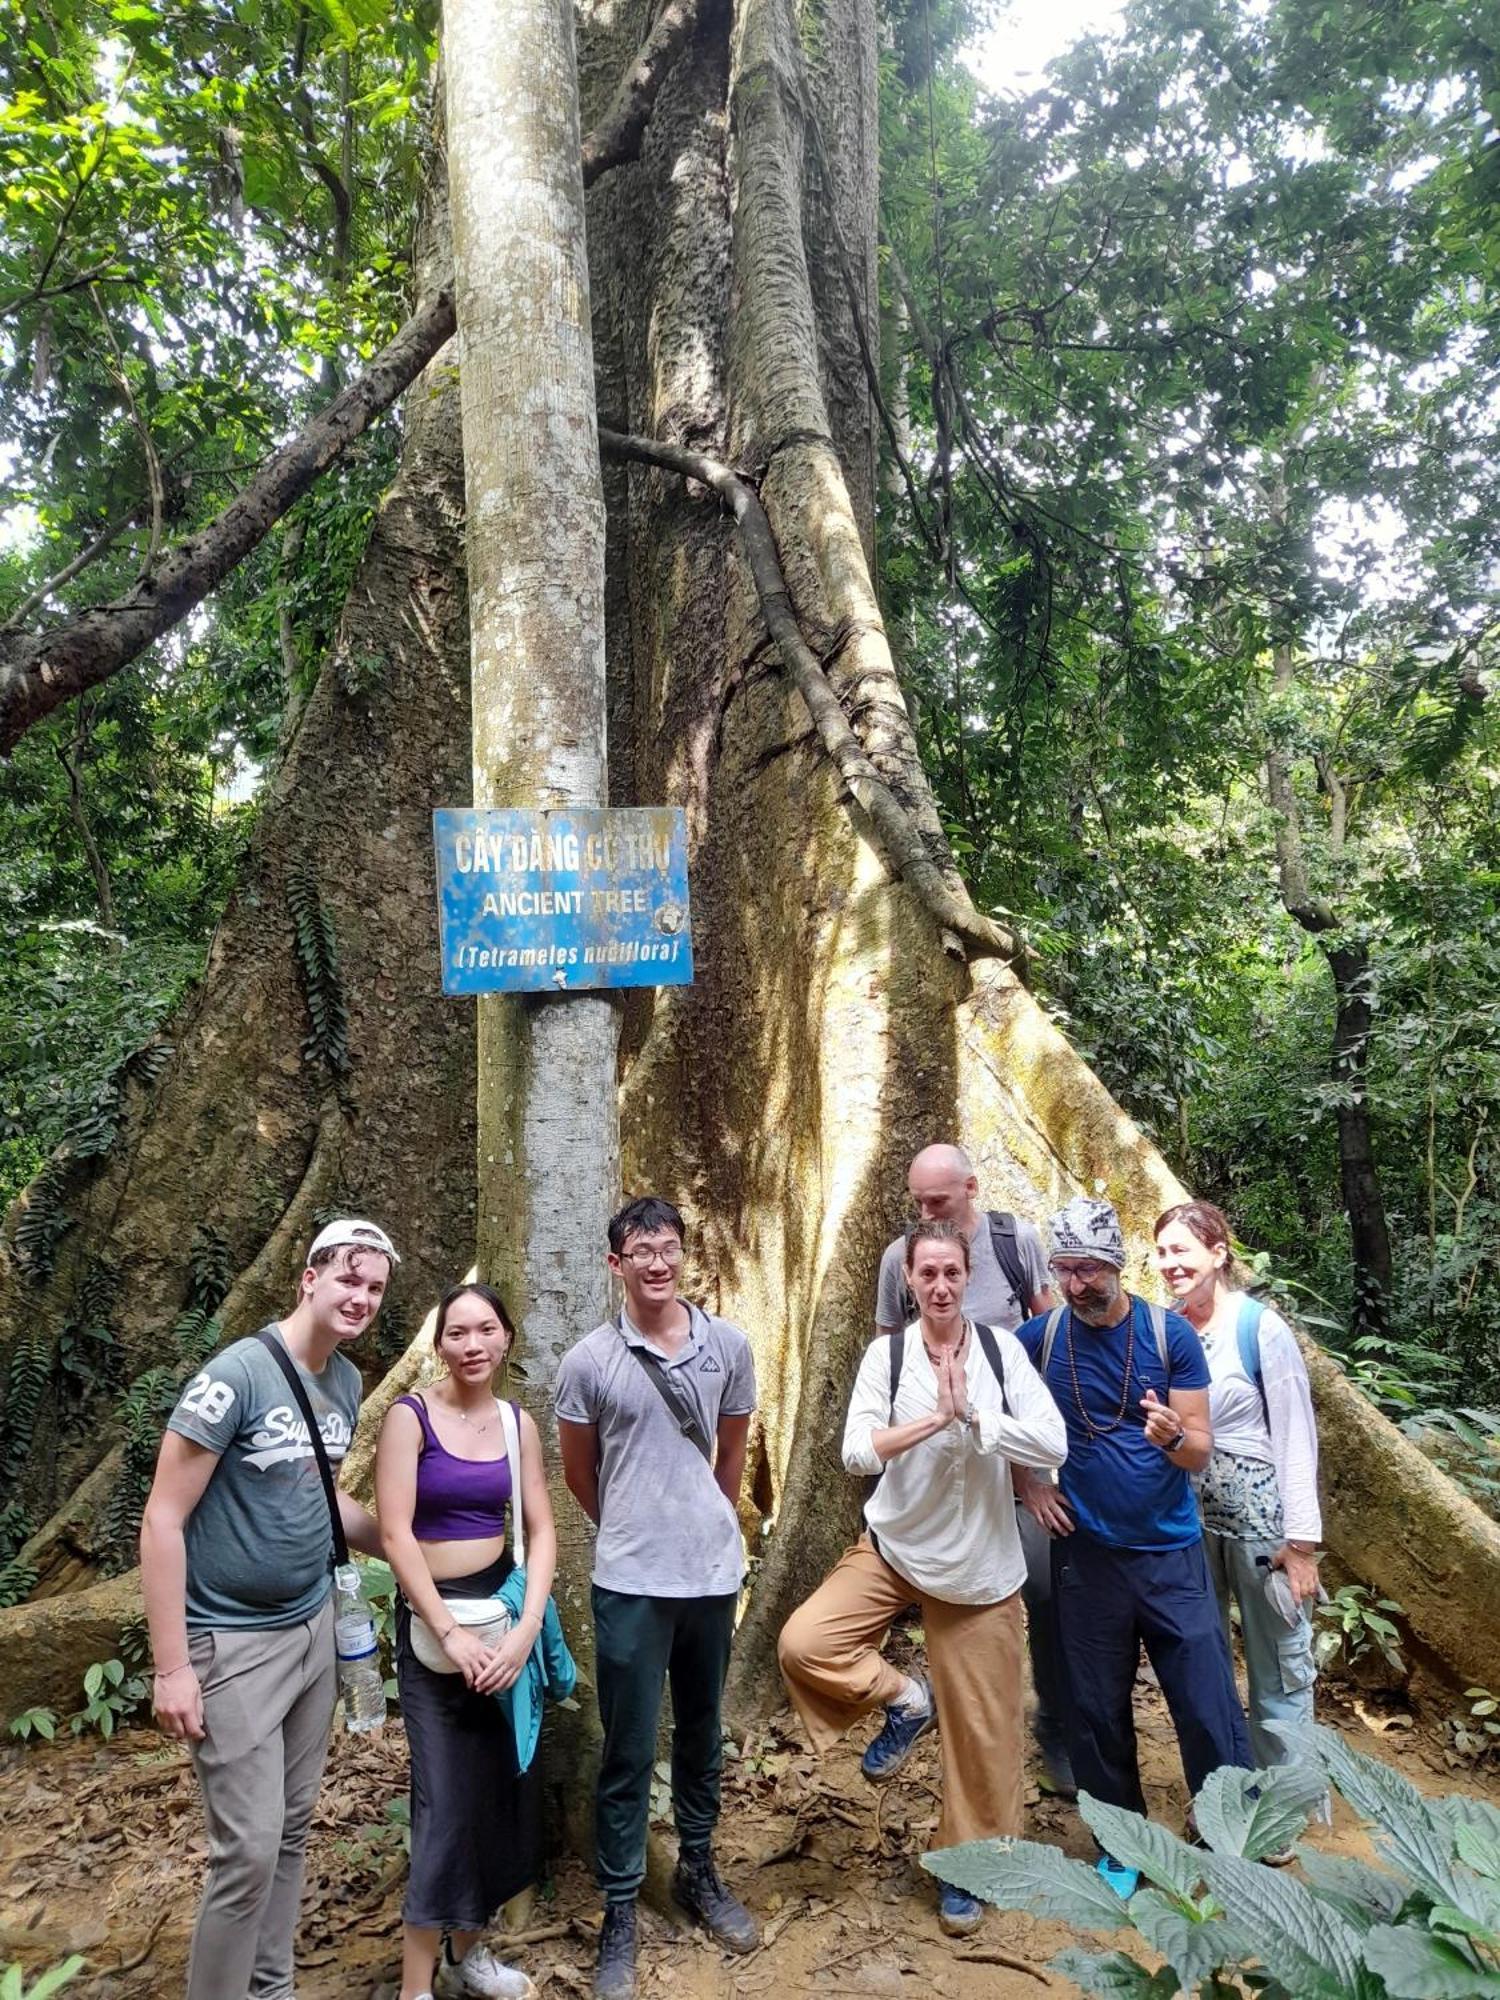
top-left (443, 0), bottom-right (620, 1679)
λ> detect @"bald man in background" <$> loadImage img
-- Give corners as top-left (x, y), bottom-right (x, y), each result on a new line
top-left (874, 1145), bottom-right (1072, 1796)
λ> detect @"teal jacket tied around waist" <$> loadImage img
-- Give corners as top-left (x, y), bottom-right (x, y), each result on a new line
top-left (492, 1566), bottom-right (577, 1772)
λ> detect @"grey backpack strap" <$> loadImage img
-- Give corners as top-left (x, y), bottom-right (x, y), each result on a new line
top-left (888, 1328), bottom-right (904, 1419)
top-left (1146, 1301), bottom-right (1169, 1374)
top-left (1039, 1306), bottom-right (1067, 1373)
top-left (984, 1211), bottom-right (1031, 1315)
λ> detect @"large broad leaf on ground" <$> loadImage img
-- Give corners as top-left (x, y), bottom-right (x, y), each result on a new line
top-left (1281, 1725), bottom-right (1467, 1908)
top-left (1198, 1848), bottom-right (1367, 1999)
top-left (1361, 1921), bottom-right (1500, 1998)
top-left (1437, 1796), bottom-right (1500, 1847)
top-left (1046, 1949), bottom-right (1181, 1997)
top-left (921, 1837), bottom-right (1130, 1928)
top-left (1078, 1791), bottom-right (1207, 1899)
top-left (1127, 1886), bottom-right (1234, 1987)
top-left (1296, 1850), bottom-right (1409, 1931)
top-left (1191, 1761), bottom-right (1326, 1859)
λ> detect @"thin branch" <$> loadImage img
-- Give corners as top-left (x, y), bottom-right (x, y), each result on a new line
top-left (1, 499), bottom-right (143, 630)
top-left (0, 286), bottom-right (457, 755)
top-left (0, 264), bottom-right (126, 318)
top-left (600, 425), bottom-right (1016, 963)
top-left (92, 284), bottom-right (165, 579)
top-left (581, 0), bottom-right (707, 187)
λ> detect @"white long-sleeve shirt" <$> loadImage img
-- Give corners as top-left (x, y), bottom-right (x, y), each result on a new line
top-left (1199, 1295), bottom-right (1322, 1545)
top-left (843, 1321), bottom-right (1068, 1605)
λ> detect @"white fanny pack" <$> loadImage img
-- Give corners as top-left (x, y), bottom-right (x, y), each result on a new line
top-left (408, 1400), bottom-right (526, 1675)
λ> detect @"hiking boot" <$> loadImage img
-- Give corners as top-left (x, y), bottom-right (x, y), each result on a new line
top-left (1035, 1749), bottom-right (1077, 1802)
top-left (860, 1675), bottom-right (936, 1782)
top-left (1096, 1853), bottom-right (1140, 1900)
top-left (435, 1942), bottom-right (537, 1999)
top-left (936, 1881), bottom-right (983, 1937)
top-left (671, 1848), bottom-right (760, 1953)
top-left (594, 1901), bottom-right (638, 2000)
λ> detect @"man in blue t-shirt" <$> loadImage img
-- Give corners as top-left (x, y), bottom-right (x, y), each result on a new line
top-left (1015, 1196), bottom-right (1250, 1895)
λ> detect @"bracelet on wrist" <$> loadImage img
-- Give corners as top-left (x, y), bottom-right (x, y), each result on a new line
top-left (439, 1623), bottom-right (458, 1643)
top-left (153, 1662), bottom-right (193, 1679)
top-left (1163, 1429), bottom-right (1187, 1454)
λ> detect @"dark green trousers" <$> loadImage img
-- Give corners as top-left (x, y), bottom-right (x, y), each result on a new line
top-left (592, 1585), bottom-right (737, 1903)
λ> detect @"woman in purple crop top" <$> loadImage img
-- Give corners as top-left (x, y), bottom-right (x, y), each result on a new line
top-left (375, 1283), bottom-right (556, 2000)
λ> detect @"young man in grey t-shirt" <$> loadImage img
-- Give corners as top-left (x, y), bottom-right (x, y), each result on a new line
top-left (140, 1219), bottom-right (395, 2000)
top-left (557, 1195), bottom-right (759, 2000)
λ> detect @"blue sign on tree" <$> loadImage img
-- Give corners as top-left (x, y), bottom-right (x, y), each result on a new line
top-left (433, 806), bottom-right (694, 995)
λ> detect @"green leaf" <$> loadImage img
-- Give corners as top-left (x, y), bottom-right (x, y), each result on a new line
top-left (1361, 1922), bottom-right (1500, 1998)
top-left (1454, 1823), bottom-right (1500, 1886)
top-left (25, 1958), bottom-right (87, 2000)
top-left (1127, 1887), bottom-right (1233, 1988)
top-left (1285, 1725), bottom-right (1467, 1908)
top-left (1045, 1949), bottom-right (1178, 1998)
top-left (1078, 1791), bottom-right (1206, 1899)
top-left (83, 1663), bottom-right (103, 1699)
top-left (922, 1837), bottom-right (1132, 1930)
top-left (1295, 1850), bottom-right (1407, 1931)
top-left (1198, 1850), bottom-right (1365, 1998)
top-left (1192, 1762), bottom-right (1327, 1861)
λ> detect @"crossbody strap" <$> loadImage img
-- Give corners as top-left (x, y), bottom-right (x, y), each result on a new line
top-left (256, 1328), bottom-right (348, 1567)
top-left (618, 1318), bottom-right (713, 1462)
top-left (498, 1398), bottom-right (526, 1567)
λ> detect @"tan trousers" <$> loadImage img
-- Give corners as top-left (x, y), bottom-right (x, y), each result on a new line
top-left (777, 1537), bottom-right (1023, 1850)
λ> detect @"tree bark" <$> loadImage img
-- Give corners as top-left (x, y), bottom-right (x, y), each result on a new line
top-left (443, 0), bottom-right (619, 1719)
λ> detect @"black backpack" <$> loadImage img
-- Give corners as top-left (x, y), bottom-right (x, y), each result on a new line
top-left (896, 1210), bottom-right (1032, 1324)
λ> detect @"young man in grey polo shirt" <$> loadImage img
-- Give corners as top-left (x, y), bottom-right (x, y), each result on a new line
top-left (140, 1220), bottom-right (394, 2000)
top-left (557, 1195), bottom-right (759, 2000)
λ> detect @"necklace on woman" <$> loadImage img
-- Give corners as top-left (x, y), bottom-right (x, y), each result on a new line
top-left (923, 1320), bottom-right (970, 1370)
top-left (448, 1395), bottom-right (498, 1435)
top-left (1065, 1309), bottom-right (1135, 1439)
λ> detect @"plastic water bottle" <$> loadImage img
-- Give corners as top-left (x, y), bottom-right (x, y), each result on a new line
top-left (333, 1563), bottom-right (386, 1734)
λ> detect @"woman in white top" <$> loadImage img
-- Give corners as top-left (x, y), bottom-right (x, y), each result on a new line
top-left (777, 1219), bottom-right (1067, 1937)
top-left (1154, 1202), bottom-right (1322, 1778)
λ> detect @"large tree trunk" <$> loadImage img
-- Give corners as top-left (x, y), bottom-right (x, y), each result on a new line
top-left (2, 0), bottom-right (1498, 1726)
top-left (444, 0), bottom-right (620, 1698)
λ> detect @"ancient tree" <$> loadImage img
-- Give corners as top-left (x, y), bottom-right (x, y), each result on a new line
top-left (2, 0), bottom-right (1499, 1718)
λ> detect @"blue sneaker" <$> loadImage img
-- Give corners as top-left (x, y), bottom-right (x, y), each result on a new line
top-left (860, 1676), bottom-right (935, 1782)
top-left (937, 1880), bottom-right (983, 1937)
top-left (1096, 1853), bottom-right (1140, 1900)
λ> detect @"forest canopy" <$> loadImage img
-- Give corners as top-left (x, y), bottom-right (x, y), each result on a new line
top-left (0, 0), bottom-right (1497, 1590)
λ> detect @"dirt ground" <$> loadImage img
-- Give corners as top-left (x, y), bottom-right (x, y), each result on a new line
top-left (3, 1665), bottom-right (1497, 2000)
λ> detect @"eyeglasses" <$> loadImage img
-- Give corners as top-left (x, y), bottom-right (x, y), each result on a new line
top-left (1049, 1259), bottom-right (1113, 1284)
top-left (618, 1241), bottom-right (684, 1269)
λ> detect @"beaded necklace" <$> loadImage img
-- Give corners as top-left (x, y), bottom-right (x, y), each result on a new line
top-left (1064, 1305), bottom-right (1136, 1439)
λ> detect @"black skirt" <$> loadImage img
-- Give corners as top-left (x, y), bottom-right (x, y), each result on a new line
top-left (397, 1552), bottom-right (543, 1929)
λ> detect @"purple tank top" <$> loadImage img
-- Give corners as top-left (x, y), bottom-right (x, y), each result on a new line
top-left (397, 1394), bottom-right (514, 1541)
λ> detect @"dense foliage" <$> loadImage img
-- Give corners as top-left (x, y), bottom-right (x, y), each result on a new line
top-left (0, 0), bottom-right (429, 1196)
top-left (879, 0), bottom-right (1500, 1410)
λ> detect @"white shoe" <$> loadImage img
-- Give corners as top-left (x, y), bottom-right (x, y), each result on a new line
top-left (434, 1942), bottom-right (538, 2000)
